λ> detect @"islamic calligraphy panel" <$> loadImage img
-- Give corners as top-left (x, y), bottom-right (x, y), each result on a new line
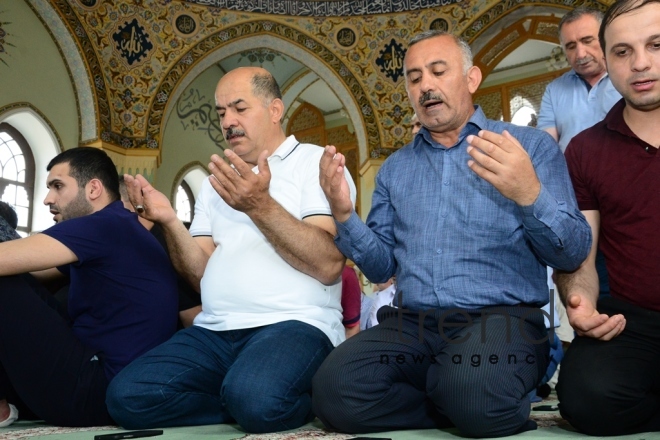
top-left (112, 17), bottom-right (154, 67)
top-left (429, 18), bottom-right (449, 31)
top-left (335, 26), bottom-right (357, 49)
top-left (178, 0), bottom-right (463, 17)
top-left (0, 15), bottom-right (12, 67)
top-left (375, 38), bottom-right (405, 83)
top-left (176, 88), bottom-right (224, 149)
top-left (173, 12), bottom-right (200, 39)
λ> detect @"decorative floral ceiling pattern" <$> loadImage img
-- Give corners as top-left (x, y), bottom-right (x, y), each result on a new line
top-left (38, 0), bottom-right (609, 157)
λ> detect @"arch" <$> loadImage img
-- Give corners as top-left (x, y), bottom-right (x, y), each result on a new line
top-left (461, 1), bottom-right (609, 47)
top-left (510, 101), bottom-right (537, 127)
top-left (465, 2), bottom-right (608, 82)
top-left (281, 70), bottom-right (324, 124)
top-left (0, 122), bottom-right (35, 235)
top-left (0, 104), bottom-right (62, 232)
top-left (287, 102), bottom-right (326, 145)
top-left (151, 23), bottom-right (373, 165)
top-left (510, 95), bottom-right (536, 119)
top-left (175, 180), bottom-right (195, 223)
top-left (170, 161), bottom-right (209, 203)
top-left (473, 15), bottom-right (562, 79)
top-left (26, 0), bottom-right (99, 143)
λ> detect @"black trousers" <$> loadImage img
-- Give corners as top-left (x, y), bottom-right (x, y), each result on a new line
top-left (0, 275), bottom-right (113, 426)
top-left (558, 296), bottom-right (660, 436)
top-left (312, 306), bottom-right (549, 438)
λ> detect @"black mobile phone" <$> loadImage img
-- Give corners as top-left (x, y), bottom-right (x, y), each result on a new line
top-left (348, 437), bottom-right (394, 440)
top-left (94, 429), bottom-right (164, 440)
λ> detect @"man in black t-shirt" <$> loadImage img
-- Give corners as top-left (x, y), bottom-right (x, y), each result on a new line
top-left (0, 147), bottom-right (177, 427)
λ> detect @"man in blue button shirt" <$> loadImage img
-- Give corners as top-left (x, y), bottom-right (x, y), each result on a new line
top-left (537, 7), bottom-right (621, 153)
top-left (312, 30), bottom-right (591, 438)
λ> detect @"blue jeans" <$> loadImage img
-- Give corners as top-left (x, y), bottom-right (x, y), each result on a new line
top-left (106, 320), bottom-right (333, 433)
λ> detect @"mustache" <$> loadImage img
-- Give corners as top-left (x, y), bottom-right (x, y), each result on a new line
top-left (575, 56), bottom-right (594, 66)
top-left (419, 92), bottom-right (444, 106)
top-left (225, 127), bottom-right (245, 139)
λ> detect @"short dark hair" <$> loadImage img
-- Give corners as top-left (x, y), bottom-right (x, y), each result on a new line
top-left (558, 7), bottom-right (604, 42)
top-left (47, 147), bottom-right (120, 202)
top-left (599, 0), bottom-right (660, 52)
top-left (117, 174), bottom-right (129, 201)
top-left (0, 201), bottom-right (18, 229)
top-left (251, 71), bottom-right (282, 105)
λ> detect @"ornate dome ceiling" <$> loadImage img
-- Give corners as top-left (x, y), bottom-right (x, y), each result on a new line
top-left (22, 0), bottom-right (610, 159)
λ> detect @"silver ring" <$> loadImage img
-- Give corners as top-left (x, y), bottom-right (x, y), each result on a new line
top-left (135, 204), bottom-right (144, 212)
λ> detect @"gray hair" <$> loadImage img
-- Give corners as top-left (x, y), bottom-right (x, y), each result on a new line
top-left (407, 30), bottom-right (473, 74)
top-left (558, 7), bottom-right (604, 43)
top-left (251, 71), bottom-right (282, 106)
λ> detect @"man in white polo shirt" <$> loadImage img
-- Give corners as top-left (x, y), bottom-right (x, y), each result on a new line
top-left (106, 66), bottom-right (356, 433)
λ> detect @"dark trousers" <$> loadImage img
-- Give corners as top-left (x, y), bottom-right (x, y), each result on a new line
top-left (557, 296), bottom-right (660, 436)
top-left (596, 249), bottom-right (610, 295)
top-left (0, 275), bottom-right (113, 426)
top-left (312, 306), bottom-right (549, 438)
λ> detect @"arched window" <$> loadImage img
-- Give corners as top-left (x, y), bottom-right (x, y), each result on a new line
top-left (511, 105), bottom-right (538, 127)
top-left (172, 163), bottom-right (207, 226)
top-left (175, 180), bottom-right (194, 224)
top-left (0, 123), bottom-right (35, 236)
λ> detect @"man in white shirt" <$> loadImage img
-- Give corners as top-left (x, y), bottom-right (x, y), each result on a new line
top-left (106, 66), bottom-right (356, 433)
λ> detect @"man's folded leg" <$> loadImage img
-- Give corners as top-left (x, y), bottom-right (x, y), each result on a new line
top-left (558, 298), bottom-right (660, 436)
top-left (0, 275), bottom-right (111, 427)
top-left (108, 320), bottom-right (333, 433)
top-left (106, 325), bottom-right (233, 429)
top-left (220, 320), bottom-right (333, 433)
top-left (312, 309), bottom-right (452, 433)
top-left (428, 308), bottom-right (549, 438)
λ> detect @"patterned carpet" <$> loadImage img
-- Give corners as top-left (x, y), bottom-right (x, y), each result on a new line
top-left (0, 425), bottom-right (118, 439)
top-left (237, 401), bottom-right (567, 439)
top-left (238, 430), bottom-right (355, 440)
top-left (0, 395), bottom-right (565, 440)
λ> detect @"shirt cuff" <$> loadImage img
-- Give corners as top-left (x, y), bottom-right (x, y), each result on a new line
top-left (519, 184), bottom-right (558, 230)
top-left (335, 211), bottom-right (365, 240)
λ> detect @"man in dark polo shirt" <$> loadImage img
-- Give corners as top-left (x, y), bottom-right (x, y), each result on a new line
top-left (0, 147), bottom-right (178, 427)
top-left (556, 0), bottom-right (660, 435)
